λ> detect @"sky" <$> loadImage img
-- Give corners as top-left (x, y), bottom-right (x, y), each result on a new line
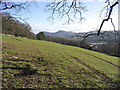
top-left (6, 0), bottom-right (119, 34)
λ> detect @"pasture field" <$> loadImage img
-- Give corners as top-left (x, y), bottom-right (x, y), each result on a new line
top-left (2, 34), bottom-right (119, 88)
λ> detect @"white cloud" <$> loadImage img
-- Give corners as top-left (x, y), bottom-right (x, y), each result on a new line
top-left (32, 24), bottom-right (58, 33)
top-left (56, 13), bottom-right (118, 33)
top-left (32, 12), bottom-right (118, 33)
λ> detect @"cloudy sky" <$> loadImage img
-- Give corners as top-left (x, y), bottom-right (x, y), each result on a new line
top-left (8, 0), bottom-right (118, 34)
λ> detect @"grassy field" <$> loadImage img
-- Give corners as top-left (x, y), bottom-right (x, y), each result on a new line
top-left (2, 34), bottom-right (119, 88)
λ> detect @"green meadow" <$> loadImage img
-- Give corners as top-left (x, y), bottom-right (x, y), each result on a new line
top-left (2, 34), bottom-right (119, 88)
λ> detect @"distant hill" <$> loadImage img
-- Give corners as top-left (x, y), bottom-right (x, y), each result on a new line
top-left (44, 30), bottom-right (76, 38)
top-left (44, 30), bottom-right (119, 43)
top-left (85, 31), bottom-right (119, 43)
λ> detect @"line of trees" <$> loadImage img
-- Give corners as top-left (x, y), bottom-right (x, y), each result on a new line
top-left (2, 13), bottom-right (36, 39)
top-left (97, 44), bottom-right (119, 57)
top-left (45, 35), bottom-right (90, 49)
top-left (89, 43), bottom-right (119, 57)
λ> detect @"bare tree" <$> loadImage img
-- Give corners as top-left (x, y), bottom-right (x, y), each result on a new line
top-left (45, 0), bottom-right (86, 24)
top-left (0, 1), bottom-right (27, 10)
top-left (82, 0), bottom-right (119, 41)
top-left (98, 0), bottom-right (119, 35)
top-left (0, 0), bottom-right (35, 21)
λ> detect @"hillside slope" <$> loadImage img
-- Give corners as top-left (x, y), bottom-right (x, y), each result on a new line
top-left (2, 34), bottom-right (119, 88)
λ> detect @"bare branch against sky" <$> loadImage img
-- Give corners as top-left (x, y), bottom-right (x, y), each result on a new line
top-left (98, 1), bottom-right (119, 35)
top-left (1, 0), bottom-right (119, 34)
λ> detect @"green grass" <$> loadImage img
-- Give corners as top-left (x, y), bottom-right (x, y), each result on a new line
top-left (2, 34), bottom-right (119, 88)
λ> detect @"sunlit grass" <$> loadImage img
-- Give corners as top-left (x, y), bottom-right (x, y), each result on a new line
top-left (2, 34), bottom-right (119, 88)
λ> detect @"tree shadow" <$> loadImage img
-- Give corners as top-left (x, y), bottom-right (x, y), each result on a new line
top-left (14, 64), bottom-right (38, 76)
top-left (2, 64), bottom-right (38, 76)
top-left (2, 67), bottom-right (24, 70)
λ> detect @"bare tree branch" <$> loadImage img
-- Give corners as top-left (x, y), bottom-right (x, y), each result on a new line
top-left (46, 0), bottom-right (86, 24)
top-left (0, 1), bottom-right (36, 23)
top-left (0, 2), bottom-right (28, 10)
top-left (98, 1), bottom-right (119, 36)
top-left (100, 0), bottom-right (111, 17)
top-left (5, 16), bottom-right (29, 22)
top-left (81, 33), bottom-right (97, 43)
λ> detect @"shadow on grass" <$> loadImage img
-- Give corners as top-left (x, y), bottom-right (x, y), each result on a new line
top-left (3, 64), bottom-right (38, 76)
top-left (15, 64), bottom-right (38, 76)
top-left (7, 59), bottom-right (32, 62)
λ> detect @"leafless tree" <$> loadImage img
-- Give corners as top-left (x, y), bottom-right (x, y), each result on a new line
top-left (0, 0), bottom-right (35, 21)
top-left (98, 0), bottom-right (119, 35)
top-left (83, 0), bottom-right (119, 42)
top-left (45, 0), bottom-right (86, 24)
top-left (0, 1), bottom-right (27, 10)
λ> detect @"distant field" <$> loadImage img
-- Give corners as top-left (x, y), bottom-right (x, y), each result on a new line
top-left (2, 34), bottom-right (119, 88)
top-left (90, 43), bottom-right (106, 44)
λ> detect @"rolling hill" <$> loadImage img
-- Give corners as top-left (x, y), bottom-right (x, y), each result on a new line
top-left (2, 34), bottom-right (119, 88)
top-left (44, 30), bottom-right (75, 39)
top-left (44, 30), bottom-right (119, 43)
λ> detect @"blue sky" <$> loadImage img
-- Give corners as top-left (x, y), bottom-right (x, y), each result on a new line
top-left (7, 0), bottom-right (118, 34)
